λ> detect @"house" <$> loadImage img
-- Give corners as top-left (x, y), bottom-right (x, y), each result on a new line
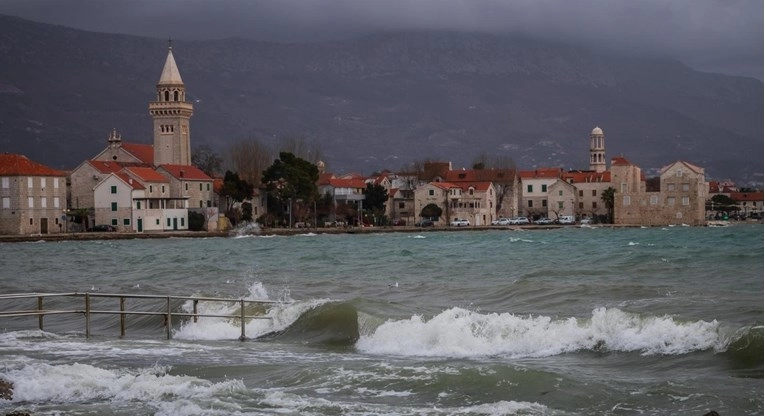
top-left (562, 170), bottom-right (612, 220)
top-left (0, 153), bottom-right (68, 235)
top-left (414, 181), bottom-right (497, 225)
top-left (444, 168), bottom-right (520, 219)
top-left (518, 168), bottom-right (563, 218)
top-left (728, 191), bottom-right (763, 219)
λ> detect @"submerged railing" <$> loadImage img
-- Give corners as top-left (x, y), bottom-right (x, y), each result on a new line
top-left (0, 292), bottom-right (282, 341)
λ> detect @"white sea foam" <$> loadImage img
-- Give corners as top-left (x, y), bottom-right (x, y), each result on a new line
top-left (356, 307), bottom-right (724, 358)
top-left (2, 361), bottom-right (245, 405)
top-left (174, 281), bottom-right (331, 340)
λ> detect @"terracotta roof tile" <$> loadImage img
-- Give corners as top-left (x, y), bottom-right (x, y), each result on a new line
top-left (159, 164), bottom-right (212, 180)
top-left (518, 168), bottom-right (563, 179)
top-left (115, 172), bottom-right (145, 190)
top-left (121, 143), bottom-right (154, 164)
top-left (0, 153), bottom-right (67, 176)
top-left (124, 166), bottom-right (169, 183)
top-left (729, 192), bottom-right (763, 202)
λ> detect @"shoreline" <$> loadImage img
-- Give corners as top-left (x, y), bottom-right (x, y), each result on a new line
top-left (0, 222), bottom-right (733, 243)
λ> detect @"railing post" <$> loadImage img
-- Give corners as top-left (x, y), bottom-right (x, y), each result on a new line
top-left (166, 296), bottom-right (172, 340)
top-left (37, 296), bottom-right (44, 331)
top-left (239, 299), bottom-right (246, 341)
top-left (120, 297), bottom-right (126, 337)
top-left (85, 293), bottom-right (91, 338)
top-left (193, 299), bottom-right (198, 323)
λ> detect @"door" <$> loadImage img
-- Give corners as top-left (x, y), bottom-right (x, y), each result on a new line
top-left (173, 217), bottom-right (178, 230)
top-left (40, 218), bottom-right (48, 234)
top-left (137, 218), bottom-right (143, 233)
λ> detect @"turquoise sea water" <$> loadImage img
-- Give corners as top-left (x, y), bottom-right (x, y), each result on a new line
top-left (0, 224), bottom-right (762, 415)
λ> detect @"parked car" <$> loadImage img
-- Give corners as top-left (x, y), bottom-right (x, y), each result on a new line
top-left (508, 217), bottom-right (530, 225)
top-left (579, 218), bottom-right (593, 225)
top-left (495, 217), bottom-right (512, 226)
top-left (558, 216), bottom-right (575, 225)
top-left (533, 217), bottom-right (553, 225)
top-left (391, 219), bottom-right (406, 226)
top-left (450, 219), bottom-right (470, 227)
top-left (415, 219), bottom-right (434, 227)
top-left (91, 224), bottom-right (116, 232)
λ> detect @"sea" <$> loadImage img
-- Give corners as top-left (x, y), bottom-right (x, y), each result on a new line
top-left (0, 224), bottom-right (762, 415)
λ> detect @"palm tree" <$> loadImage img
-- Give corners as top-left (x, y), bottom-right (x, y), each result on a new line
top-left (601, 187), bottom-right (615, 223)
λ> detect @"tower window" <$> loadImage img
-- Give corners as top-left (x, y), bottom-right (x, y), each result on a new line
top-left (174, 91), bottom-right (179, 101)
top-left (164, 91), bottom-right (170, 101)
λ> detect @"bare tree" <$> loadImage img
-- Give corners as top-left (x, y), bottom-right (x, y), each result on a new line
top-left (278, 136), bottom-right (323, 164)
top-left (472, 152), bottom-right (516, 170)
top-left (227, 138), bottom-right (273, 186)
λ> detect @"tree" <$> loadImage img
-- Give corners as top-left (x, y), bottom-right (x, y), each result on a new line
top-left (601, 187), bottom-right (615, 223)
top-left (192, 145), bottom-right (223, 177)
top-left (262, 152), bottom-right (320, 226)
top-left (362, 183), bottom-right (389, 225)
top-left (421, 203), bottom-right (442, 220)
top-left (220, 171), bottom-right (254, 224)
top-left (708, 194), bottom-right (737, 216)
top-left (228, 139), bottom-right (273, 187)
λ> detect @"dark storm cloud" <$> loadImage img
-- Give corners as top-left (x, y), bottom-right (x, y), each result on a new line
top-left (1, 0), bottom-right (761, 77)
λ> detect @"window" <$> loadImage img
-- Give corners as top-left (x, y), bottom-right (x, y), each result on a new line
top-left (149, 185), bottom-right (154, 193)
top-left (167, 218), bottom-right (171, 227)
top-left (199, 183), bottom-right (203, 191)
top-left (161, 185), bottom-right (165, 193)
top-left (199, 201), bottom-right (203, 208)
top-left (682, 197), bottom-right (690, 206)
top-left (592, 202), bottom-right (597, 209)
top-left (676, 169), bottom-right (683, 177)
top-left (592, 190), bottom-right (597, 197)
top-left (558, 201), bottom-right (564, 209)
top-left (207, 200), bottom-right (212, 207)
top-left (623, 195), bottom-right (631, 205)
top-left (111, 202), bottom-right (118, 211)
top-left (542, 199), bottom-right (547, 207)
top-left (528, 200), bottom-right (533, 208)
top-left (185, 183), bottom-right (189, 191)
top-left (559, 190), bottom-right (563, 196)
top-left (111, 218), bottom-right (118, 226)
top-left (579, 202), bottom-right (584, 209)
top-left (123, 218), bottom-right (131, 226)
top-left (667, 183), bottom-right (675, 191)
top-left (579, 190), bottom-right (583, 197)
top-left (541, 184), bottom-right (547, 192)
top-left (527, 185), bottom-right (533, 193)
top-left (621, 183), bottom-right (627, 193)
top-left (54, 178), bottom-right (59, 189)
top-left (682, 183), bottom-right (690, 192)
top-left (137, 201), bottom-right (141, 209)
top-left (667, 197), bottom-right (675, 206)
top-left (429, 189), bottom-right (435, 196)
top-left (398, 202), bottom-right (405, 209)
top-left (650, 195), bottom-right (658, 205)
top-left (1, 177), bottom-right (8, 188)
top-left (40, 177), bottom-right (46, 190)
top-left (28, 197), bottom-right (34, 208)
top-left (2, 197), bottom-right (9, 208)
top-left (181, 218), bottom-right (185, 227)
top-left (28, 177), bottom-right (33, 188)
top-left (156, 219), bottom-right (160, 225)
top-left (111, 185), bottom-right (117, 194)
top-left (40, 197), bottom-right (47, 208)
top-left (207, 183), bottom-right (210, 191)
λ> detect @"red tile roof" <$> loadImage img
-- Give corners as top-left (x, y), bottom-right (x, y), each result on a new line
top-left (445, 168), bottom-right (516, 183)
top-left (518, 168), bottom-right (563, 179)
top-left (88, 160), bottom-right (130, 174)
top-left (124, 166), bottom-right (169, 183)
top-left (0, 153), bottom-right (67, 176)
top-left (729, 192), bottom-right (764, 202)
top-left (159, 164), bottom-right (212, 181)
top-left (328, 178), bottom-right (367, 189)
top-left (115, 172), bottom-right (145, 190)
top-left (121, 143), bottom-right (154, 164)
top-left (562, 171), bottom-right (611, 183)
top-left (430, 182), bottom-right (461, 191)
top-left (610, 156), bottom-right (633, 166)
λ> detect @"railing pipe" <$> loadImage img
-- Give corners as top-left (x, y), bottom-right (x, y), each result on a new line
top-left (85, 293), bottom-right (91, 338)
top-left (239, 299), bottom-right (246, 341)
top-left (119, 297), bottom-right (126, 337)
top-left (37, 296), bottom-right (44, 331)
top-left (166, 296), bottom-right (172, 340)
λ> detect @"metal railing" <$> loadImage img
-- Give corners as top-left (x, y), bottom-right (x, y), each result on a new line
top-left (0, 292), bottom-right (283, 341)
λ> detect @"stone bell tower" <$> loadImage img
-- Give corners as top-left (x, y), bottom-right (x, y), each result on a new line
top-left (589, 126), bottom-right (606, 173)
top-left (149, 41), bottom-right (193, 166)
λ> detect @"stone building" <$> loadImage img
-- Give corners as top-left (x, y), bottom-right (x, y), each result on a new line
top-left (0, 153), bottom-right (68, 235)
top-left (414, 181), bottom-right (497, 226)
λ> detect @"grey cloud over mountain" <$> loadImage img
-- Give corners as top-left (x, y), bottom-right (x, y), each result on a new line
top-left (0, 0), bottom-right (761, 78)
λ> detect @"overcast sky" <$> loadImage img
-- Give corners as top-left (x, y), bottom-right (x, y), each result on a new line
top-left (0, 0), bottom-right (762, 79)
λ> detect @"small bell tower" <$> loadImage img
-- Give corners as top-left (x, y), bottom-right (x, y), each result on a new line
top-left (589, 126), bottom-right (606, 173)
top-left (149, 40), bottom-right (193, 166)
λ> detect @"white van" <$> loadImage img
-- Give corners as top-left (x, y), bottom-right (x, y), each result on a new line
top-left (558, 216), bottom-right (575, 225)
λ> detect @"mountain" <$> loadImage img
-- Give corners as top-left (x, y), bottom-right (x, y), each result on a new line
top-left (0, 14), bottom-right (761, 184)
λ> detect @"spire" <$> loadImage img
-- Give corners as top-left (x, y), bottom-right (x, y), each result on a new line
top-left (158, 41), bottom-right (184, 85)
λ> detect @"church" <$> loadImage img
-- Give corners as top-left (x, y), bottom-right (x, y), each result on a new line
top-left (68, 43), bottom-right (216, 232)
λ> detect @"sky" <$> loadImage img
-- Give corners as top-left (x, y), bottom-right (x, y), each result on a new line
top-left (0, 0), bottom-right (762, 79)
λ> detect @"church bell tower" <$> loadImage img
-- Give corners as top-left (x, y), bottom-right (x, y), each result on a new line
top-left (589, 126), bottom-right (606, 173)
top-left (149, 41), bottom-right (193, 166)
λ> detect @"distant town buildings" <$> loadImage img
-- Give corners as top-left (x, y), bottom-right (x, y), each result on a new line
top-left (1, 47), bottom-right (761, 236)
